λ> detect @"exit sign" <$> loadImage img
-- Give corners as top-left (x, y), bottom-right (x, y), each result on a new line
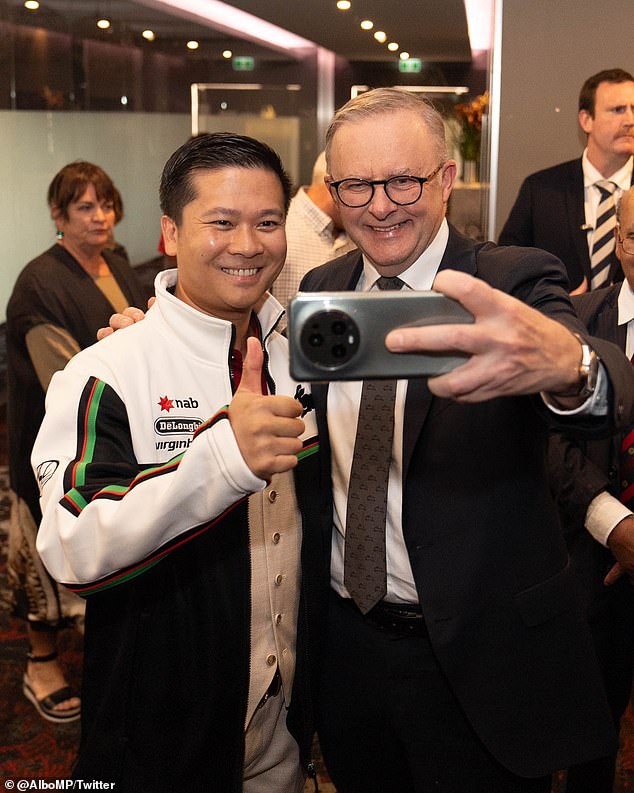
top-left (399, 58), bottom-right (422, 74)
top-left (232, 56), bottom-right (255, 72)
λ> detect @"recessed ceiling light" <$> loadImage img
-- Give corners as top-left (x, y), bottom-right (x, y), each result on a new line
top-left (222, 49), bottom-right (232, 58)
top-left (96, 18), bottom-right (111, 30)
top-left (142, 29), bottom-right (155, 41)
top-left (399, 51), bottom-right (410, 60)
top-left (360, 20), bottom-right (373, 30)
top-left (24, 1), bottom-right (39, 10)
top-left (336, 0), bottom-right (351, 9)
top-left (387, 42), bottom-right (399, 51)
top-left (374, 30), bottom-right (387, 43)
top-left (187, 40), bottom-right (199, 50)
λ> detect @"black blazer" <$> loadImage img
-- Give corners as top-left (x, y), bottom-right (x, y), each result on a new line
top-left (548, 285), bottom-right (633, 616)
top-left (300, 226), bottom-right (634, 778)
top-left (498, 158), bottom-right (631, 291)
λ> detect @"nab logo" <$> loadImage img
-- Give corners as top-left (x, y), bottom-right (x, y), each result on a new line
top-left (157, 395), bottom-right (200, 413)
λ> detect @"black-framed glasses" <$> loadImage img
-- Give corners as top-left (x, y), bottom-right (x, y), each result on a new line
top-left (328, 162), bottom-right (445, 208)
top-left (616, 223), bottom-right (634, 255)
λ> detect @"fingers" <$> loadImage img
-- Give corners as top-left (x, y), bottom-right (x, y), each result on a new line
top-left (229, 336), bottom-right (304, 478)
top-left (96, 327), bottom-right (114, 341)
top-left (604, 562), bottom-right (624, 586)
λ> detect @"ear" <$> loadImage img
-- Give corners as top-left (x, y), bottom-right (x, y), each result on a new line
top-left (50, 205), bottom-right (62, 224)
top-left (578, 109), bottom-right (593, 135)
top-left (441, 160), bottom-right (458, 203)
top-left (160, 215), bottom-right (178, 257)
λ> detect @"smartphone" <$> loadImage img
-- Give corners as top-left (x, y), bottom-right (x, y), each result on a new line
top-left (288, 290), bottom-right (474, 381)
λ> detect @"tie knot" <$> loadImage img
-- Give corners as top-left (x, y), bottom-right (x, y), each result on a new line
top-left (595, 180), bottom-right (617, 197)
top-left (375, 276), bottom-right (404, 291)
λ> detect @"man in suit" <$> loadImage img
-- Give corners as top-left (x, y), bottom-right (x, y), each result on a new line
top-left (299, 87), bottom-right (634, 793)
top-left (499, 68), bottom-right (634, 293)
top-left (547, 186), bottom-right (634, 793)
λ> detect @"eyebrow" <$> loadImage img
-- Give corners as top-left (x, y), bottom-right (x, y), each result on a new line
top-left (198, 207), bottom-right (284, 219)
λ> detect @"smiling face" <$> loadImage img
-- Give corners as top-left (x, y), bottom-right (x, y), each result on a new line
top-left (54, 182), bottom-right (115, 257)
top-left (327, 109), bottom-right (456, 277)
top-left (579, 80), bottom-right (634, 175)
top-left (161, 166), bottom-right (287, 330)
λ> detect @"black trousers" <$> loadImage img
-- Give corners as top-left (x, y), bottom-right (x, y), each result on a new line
top-left (316, 590), bottom-right (552, 793)
top-left (565, 576), bottom-right (634, 793)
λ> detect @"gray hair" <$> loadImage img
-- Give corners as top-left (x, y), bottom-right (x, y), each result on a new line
top-left (325, 88), bottom-right (448, 169)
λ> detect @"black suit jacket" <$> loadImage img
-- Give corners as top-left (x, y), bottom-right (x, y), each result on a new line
top-left (498, 158), bottom-right (631, 290)
top-left (299, 226), bottom-right (634, 777)
top-left (548, 285), bottom-right (633, 617)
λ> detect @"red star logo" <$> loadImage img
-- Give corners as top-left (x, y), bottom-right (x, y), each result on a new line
top-left (158, 395), bottom-right (174, 412)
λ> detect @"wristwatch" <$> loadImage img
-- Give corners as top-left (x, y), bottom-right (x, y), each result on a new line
top-left (566, 333), bottom-right (599, 399)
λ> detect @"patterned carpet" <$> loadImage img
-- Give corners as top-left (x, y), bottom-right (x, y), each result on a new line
top-left (0, 459), bottom-right (633, 791)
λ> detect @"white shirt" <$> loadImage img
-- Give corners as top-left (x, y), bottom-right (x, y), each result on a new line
top-left (327, 219), bottom-right (610, 603)
top-left (585, 279), bottom-right (634, 546)
top-left (582, 150), bottom-right (633, 253)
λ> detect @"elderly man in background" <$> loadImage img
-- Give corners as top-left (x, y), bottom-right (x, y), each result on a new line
top-left (548, 186), bottom-right (634, 793)
top-left (271, 150), bottom-right (355, 309)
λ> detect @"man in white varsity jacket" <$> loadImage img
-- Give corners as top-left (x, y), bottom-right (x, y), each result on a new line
top-left (32, 133), bottom-right (321, 793)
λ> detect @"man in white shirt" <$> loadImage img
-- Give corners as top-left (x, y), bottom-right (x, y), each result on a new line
top-left (499, 68), bottom-right (634, 293)
top-left (300, 86), bottom-right (634, 793)
top-left (271, 151), bottom-right (355, 309)
top-left (548, 186), bottom-right (634, 793)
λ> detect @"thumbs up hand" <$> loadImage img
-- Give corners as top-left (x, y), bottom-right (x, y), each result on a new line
top-left (228, 336), bottom-right (304, 479)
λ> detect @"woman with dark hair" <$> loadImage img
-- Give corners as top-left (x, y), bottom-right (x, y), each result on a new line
top-left (6, 161), bottom-right (150, 723)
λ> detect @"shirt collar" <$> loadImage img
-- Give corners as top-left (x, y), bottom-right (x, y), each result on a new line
top-left (293, 186), bottom-right (336, 237)
top-left (618, 278), bottom-right (634, 326)
top-left (582, 148), bottom-right (633, 190)
top-left (360, 218), bottom-right (450, 291)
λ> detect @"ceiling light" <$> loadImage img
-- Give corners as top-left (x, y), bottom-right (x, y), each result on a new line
top-left (399, 51), bottom-right (410, 60)
top-left (387, 41), bottom-right (399, 51)
top-left (222, 49), bottom-right (232, 58)
top-left (142, 29), bottom-right (155, 41)
top-left (360, 20), bottom-right (373, 30)
top-left (96, 18), bottom-right (111, 30)
top-left (373, 30), bottom-right (387, 43)
top-left (24, 1), bottom-right (39, 9)
top-left (187, 40), bottom-right (199, 50)
top-left (336, 0), bottom-right (351, 8)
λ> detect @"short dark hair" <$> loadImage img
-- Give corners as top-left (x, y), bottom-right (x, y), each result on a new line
top-left (159, 132), bottom-right (292, 225)
top-left (579, 68), bottom-right (634, 116)
top-left (47, 161), bottom-right (117, 220)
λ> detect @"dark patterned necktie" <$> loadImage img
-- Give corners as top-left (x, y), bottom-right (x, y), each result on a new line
top-left (344, 276), bottom-right (403, 613)
top-left (620, 356), bottom-right (634, 508)
top-left (590, 180), bottom-right (617, 290)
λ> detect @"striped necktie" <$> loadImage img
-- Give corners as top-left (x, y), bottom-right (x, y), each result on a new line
top-left (590, 180), bottom-right (617, 290)
top-left (344, 276), bottom-right (403, 614)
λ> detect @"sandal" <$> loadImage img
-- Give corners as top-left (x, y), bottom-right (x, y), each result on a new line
top-left (22, 650), bottom-right (81, 724)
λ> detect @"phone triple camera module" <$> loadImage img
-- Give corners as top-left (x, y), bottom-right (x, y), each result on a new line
top-left (299, 309), bottom-right (360, 370)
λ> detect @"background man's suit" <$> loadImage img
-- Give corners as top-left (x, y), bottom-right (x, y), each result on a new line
top-left (300, 226), bottom-right (634, 780)
top-left (548, 284), bottom-right (634, 792)
top-left (499, 159), bottom-right (632, 290)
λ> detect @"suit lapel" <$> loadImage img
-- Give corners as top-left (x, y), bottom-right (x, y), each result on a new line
top-left (566, 161), bottom-right (591, 281)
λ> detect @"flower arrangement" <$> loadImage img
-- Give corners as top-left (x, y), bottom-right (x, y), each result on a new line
top-left (454, 91), bottom-right (489, 162)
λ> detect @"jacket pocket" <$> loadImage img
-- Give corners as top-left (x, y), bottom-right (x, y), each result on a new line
top-left (513, 562), bottom-right (576, 627)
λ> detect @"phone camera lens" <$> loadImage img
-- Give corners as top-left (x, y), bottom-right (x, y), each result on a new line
top-left (308, 334), bottom-right (323, 347)
top-left (331, 320), bottom-right (347, 335)
top-left (332, 344), bottom-right (347, 359)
